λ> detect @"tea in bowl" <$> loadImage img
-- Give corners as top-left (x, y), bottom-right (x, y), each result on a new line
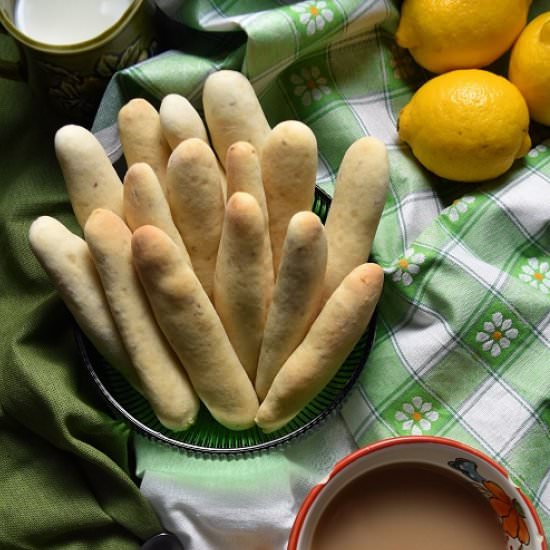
top-left (289, 436), bottom-right (547, 550)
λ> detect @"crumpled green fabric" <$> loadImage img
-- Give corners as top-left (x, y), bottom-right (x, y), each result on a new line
top-left (0, 40), bottom-right (161, 549)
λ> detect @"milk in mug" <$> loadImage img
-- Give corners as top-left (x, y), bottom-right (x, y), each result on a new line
top-left (14, 0), bottom-right (133, 45)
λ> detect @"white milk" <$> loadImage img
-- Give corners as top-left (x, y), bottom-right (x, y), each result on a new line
top-left (14, 0), bottom-right (133, 45)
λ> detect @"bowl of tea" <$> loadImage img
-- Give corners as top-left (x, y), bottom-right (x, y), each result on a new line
top-left (289, 436), bottom-right (547, 550)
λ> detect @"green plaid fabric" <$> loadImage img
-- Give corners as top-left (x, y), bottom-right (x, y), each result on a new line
top-left (93, 0), bottom-right (550, 538)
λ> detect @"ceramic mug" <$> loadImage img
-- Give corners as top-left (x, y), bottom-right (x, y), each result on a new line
top-left (289, 436), bottom-right (547, 550)
top-left (0, 0), bottom-right (157, 124)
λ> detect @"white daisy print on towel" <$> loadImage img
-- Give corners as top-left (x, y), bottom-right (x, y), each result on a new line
top-left (527, 143), bottom-right (548, 158)
top-left (291, 1), bottom-right (334, 36)
top-left (476, 312), bottom-right (519, 358)
top-left (519, 258), bottom-right (550, 294)
top-left (387, 247), bottom-right (425, 286)
top-left (442, 195), bottom-right (475, 223)
top-left (291, 66), bottom-right (331, 106)
top-left (395, 396), bottom-right (439, 435)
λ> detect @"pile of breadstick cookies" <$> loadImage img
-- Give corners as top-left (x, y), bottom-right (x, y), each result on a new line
top-left (29, 70), bottom-right (389, 434)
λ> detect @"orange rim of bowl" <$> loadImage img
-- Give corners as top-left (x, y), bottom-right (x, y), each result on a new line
top-left (287, 435), bottom-right (547, 550)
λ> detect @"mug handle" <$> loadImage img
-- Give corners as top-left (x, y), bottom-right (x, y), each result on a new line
top-left (0, 23), bottom-right (25, 80)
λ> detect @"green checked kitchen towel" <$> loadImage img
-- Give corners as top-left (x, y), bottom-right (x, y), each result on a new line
top-left (88, 0), bottom-right (550, 547)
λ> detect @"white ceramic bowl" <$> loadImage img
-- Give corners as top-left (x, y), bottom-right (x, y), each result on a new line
top-left (289, 436), bottom-right (547, 550)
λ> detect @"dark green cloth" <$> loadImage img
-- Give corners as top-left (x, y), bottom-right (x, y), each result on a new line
top-left (0, 40), bottom-right (161, 549)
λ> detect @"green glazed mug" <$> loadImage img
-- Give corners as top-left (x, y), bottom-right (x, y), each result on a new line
top-left (0, 0), bottom-right (157, 125)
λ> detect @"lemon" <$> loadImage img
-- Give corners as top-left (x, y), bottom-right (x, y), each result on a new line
top-left (509, 12), bottom-right (550, 126)
top-left (398, 70), bottom-right (531, 182)
top-left (396, 0), bottom-right (531, 74)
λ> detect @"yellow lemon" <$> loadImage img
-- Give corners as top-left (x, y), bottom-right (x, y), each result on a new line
top-left (509, 12), bottom-right (550, 126)
top-left (396, 0), bottom-right (531, 74)
top-left (398, 70), bottom-right (531, 182)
